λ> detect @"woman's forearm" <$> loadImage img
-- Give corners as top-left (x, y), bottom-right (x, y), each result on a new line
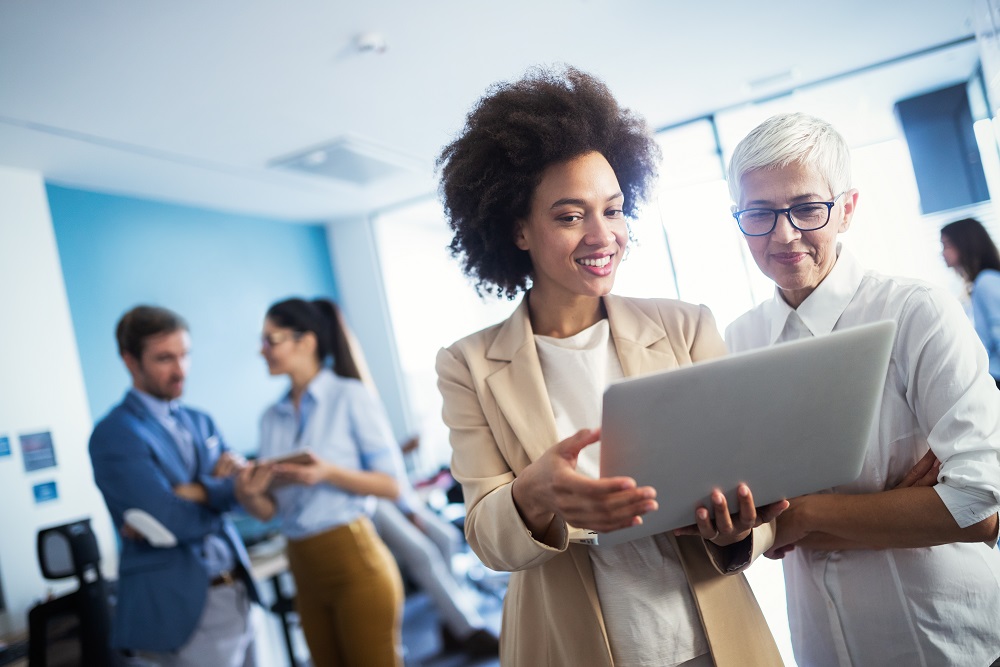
top-left (787, 487), bottom-right (997, 549)
top-left (240, 494), bottom-right (277, 521)
top-left (326, 465), bottom-right (400, 500)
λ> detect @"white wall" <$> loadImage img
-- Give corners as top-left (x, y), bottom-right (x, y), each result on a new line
top-left (0, 166), bottom-right (117, 636)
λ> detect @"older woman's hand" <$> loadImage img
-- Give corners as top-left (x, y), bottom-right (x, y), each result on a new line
top-left (894, 449), bottom-right (940, 489)
top-left (674, 483), bottom-right (789, 547)
top-left (764, 450), bottom-right (942, 558)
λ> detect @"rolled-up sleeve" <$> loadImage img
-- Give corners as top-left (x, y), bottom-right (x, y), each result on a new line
top-left (902, 289), bottom-right (1000, 527)
top-left (348, 383), bottom-right (408, 481)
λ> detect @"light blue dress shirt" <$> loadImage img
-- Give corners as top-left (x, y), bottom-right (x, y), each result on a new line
top-left (130, 389), bottom-right (235, 576)
top-left (972, 268), bottom-right (1000, 380)
top-left (258, 369), bottom-right (406, 541)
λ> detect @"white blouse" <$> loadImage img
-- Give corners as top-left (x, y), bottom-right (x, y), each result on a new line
top-left (726, 246), bottom-right (1000, 667)
top-left (535, 319), bottom-right (709, 667)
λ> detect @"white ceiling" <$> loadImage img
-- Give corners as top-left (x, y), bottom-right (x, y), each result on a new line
top-left (0, 0), bottom-right (983, 222)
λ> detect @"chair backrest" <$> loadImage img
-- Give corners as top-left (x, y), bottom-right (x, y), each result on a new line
top-left (29, 518), bottom-right (114, 667)
top-left (37, 519), bottom-right (101, 581)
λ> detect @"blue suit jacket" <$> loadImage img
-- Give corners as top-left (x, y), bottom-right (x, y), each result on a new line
top-left (89, 391), bottom-right (260, 652)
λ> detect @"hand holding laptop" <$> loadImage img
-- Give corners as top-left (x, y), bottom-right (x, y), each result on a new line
top-left (513, 428), bottom-right (788, 549)
top-left (672, 483), bottom-right (789, 547)
top-left (510, 428), bottom-right (658, 542)
top-left (596, 321), bottom-right (895, 548)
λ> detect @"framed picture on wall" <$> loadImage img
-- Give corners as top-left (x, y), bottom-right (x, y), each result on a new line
top-left (20, 431), bottom-right (57, 472)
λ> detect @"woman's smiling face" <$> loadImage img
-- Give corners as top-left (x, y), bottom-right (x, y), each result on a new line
top-left (739, 161), bottom-right (857, 308)
top-left (515, 151), bottom-right (627, 303)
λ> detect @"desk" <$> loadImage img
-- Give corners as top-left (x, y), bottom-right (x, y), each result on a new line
top-left (0, 631), bottom-right (28, 667)
top-left (248, 538), bottom-right (297, 667)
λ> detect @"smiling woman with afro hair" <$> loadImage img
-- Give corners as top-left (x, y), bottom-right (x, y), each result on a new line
top-left (434, 65), bottom-right (786, 667)
top-left (438, 65), bottom-right (660, 299)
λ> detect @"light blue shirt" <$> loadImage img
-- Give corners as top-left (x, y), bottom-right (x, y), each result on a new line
top-left (258, 369), bottom-right (406, 540)
top-left (130, 389), bottom-right (236, 576)
top-left (972, 268), bottom-right (1000, 379)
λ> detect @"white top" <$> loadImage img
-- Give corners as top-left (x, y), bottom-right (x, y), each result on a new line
top-left (726, 246), bottom-right (1000, 667)
top-left (535, 319), bottom-right (709, 667)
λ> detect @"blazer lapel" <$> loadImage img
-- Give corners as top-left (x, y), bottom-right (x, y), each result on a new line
top-left (484, 295), bottom-right (682, 463)
top-left (122, 392), bottom-right (191, 483)
top-left (484, 297), bottom-right (559, 464)
top-left (604, 294), bottom-right (678, 376)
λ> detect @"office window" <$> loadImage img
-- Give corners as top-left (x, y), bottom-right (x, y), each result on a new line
top-left (611, 199), bottom-right (678, 301)
top-left (649, 120), bottom-right (768, 331)
top-left (374, 199), bottom-right (516, 477)
top-left (713, 38), bottom-right (991, 297)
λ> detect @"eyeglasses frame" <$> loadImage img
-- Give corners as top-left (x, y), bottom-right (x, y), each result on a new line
top-left (260, 331), bottom-right (303, 350)
top-left (733, 191), bottom-right (846, 237)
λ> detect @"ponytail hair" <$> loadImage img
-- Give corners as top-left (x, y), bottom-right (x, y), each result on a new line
top-left (311, 299), bottom-right (362, 381)
top-left (265, 297), bottom-right (362, 381)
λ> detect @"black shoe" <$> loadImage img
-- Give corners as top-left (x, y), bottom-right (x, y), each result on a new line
top-left (441, 626), bottom-right (500, 657)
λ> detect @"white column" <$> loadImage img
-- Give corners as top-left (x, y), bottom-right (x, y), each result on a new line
top-left (0, 166), bottom-right (117, 636)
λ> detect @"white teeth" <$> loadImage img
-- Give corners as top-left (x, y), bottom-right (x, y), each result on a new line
top-left (578, 256), bottom-right (611, 267)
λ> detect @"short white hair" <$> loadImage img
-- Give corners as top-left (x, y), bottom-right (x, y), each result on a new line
top-left (727, 112), bottom-right (852, 205)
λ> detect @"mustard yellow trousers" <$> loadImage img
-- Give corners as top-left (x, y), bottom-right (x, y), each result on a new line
top-left (286, 516), bottom-right (404, 667)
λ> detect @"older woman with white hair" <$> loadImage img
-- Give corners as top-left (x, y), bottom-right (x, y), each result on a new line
top-left (725, 112), bottom-right (1000, 667)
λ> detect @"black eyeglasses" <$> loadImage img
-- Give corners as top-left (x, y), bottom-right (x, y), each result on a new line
top-left (733, 192), bottom-right (845, 237)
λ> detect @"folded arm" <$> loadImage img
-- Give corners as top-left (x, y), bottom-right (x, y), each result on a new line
top-left (90, 426), bottom-right (225, 544)
top-left (772, 486), bottom-right (998, 553)
top-left (172, 450), bottom-right (244, 510)
top-left (774, 291), bottom-right (1000, 555)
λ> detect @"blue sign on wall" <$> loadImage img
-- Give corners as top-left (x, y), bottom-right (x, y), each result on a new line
top-left (33, 480), bottom-right (58, 504)
top-left (0, 436), bottom-right (10, 457)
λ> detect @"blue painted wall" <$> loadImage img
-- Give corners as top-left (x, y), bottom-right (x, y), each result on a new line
top-left (48, 185), bottom-right (339, 453)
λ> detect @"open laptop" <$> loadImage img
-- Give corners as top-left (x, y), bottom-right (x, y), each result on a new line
top-left (593, 319), bottom-right (896, 548)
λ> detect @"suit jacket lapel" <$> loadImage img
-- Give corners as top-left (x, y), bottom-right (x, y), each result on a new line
top-left (122, 392), bottom-right (192, 483)
top-left (484, 297), bottom-right (559, 464)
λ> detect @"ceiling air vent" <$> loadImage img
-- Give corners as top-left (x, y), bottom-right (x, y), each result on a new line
top-left (268, 136), bottom-right (422, 186)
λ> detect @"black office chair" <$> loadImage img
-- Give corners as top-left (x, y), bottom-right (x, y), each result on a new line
top-left (28, 518), bottom-right (115, 667)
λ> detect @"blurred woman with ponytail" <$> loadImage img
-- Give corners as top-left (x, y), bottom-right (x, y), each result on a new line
top-left (253, 297), bottom-right (406, 666)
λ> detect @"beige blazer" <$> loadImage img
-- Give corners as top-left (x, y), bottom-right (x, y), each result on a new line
top-left (436, 294), bottom-right (783, 666)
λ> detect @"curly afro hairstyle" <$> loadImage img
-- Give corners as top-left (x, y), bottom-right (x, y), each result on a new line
top-left (437, 65), bottom-right (661, 300)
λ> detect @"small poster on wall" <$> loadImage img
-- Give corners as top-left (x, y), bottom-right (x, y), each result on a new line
top-left (0, 435), bottom-right (10, 457)
top-left (33, 480), bottom-right (58, 504)
top-left (20, 431), bottom-right (57, 472)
